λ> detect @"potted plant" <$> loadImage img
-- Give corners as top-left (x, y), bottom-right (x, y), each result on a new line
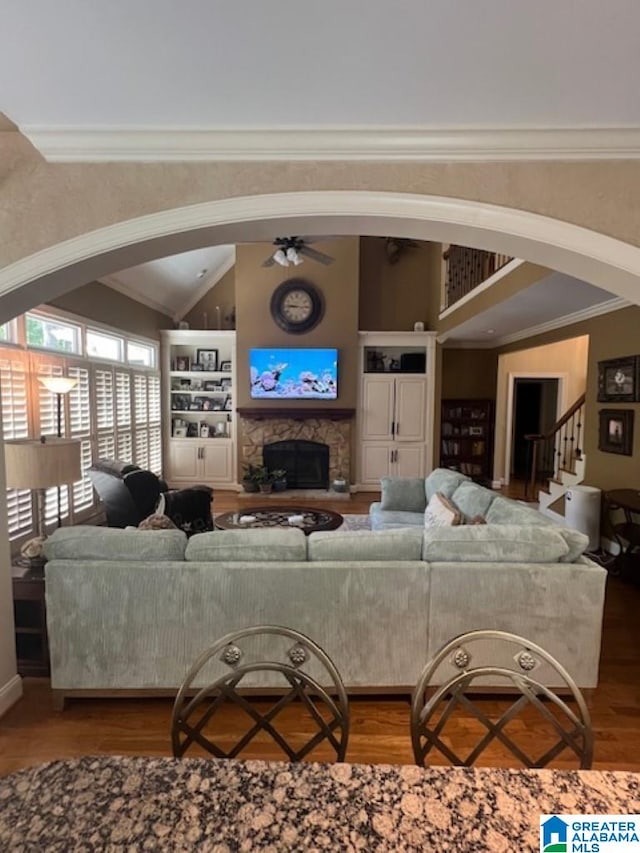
top-left (332, 473), bottom-right (349, 493)
top-left (271, 469), bottom-right (288, 492)
top-left (256, 466), bottom-right (273, 494)
top-left (241, 463), bottom-right (262, 493)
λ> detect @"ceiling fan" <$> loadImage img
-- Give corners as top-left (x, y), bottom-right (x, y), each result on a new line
top-left (262, 237), bottom-right (334, 268)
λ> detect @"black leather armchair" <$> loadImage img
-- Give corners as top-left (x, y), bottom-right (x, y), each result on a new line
top-left (88, 459), bottom-right (213, 535)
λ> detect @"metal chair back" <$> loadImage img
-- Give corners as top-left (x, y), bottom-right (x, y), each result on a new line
top-left (411, 629), bottom-right (593, 769)
top-left (171, 625), bottom-right (349, 762)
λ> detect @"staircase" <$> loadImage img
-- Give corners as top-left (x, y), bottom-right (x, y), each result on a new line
top-left (524, 393), bottom-right (586, 522)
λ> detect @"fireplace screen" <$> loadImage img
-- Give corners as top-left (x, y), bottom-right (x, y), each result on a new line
top-left (263, 440), bottom-right (330, 489)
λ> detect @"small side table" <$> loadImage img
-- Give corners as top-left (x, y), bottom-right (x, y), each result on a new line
top-left (12, 565), bottom-right (50, 677)
top-left (604, 489), bottom-right (640, 578)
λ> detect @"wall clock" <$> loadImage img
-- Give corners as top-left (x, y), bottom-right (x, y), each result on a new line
top-left (270, 279), bottom-right (324, 334)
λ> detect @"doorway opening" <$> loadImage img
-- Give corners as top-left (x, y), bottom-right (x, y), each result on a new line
top-left (510, 378), bottom-right (560, 480)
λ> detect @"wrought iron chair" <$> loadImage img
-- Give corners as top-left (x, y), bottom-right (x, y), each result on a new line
top-left (411, 630), bottom-right (593, 769)
top-left (171, 625), bottom-right (349, 762)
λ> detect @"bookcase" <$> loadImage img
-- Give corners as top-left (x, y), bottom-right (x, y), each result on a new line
top-left (440, 399), bottom-right (493, 482)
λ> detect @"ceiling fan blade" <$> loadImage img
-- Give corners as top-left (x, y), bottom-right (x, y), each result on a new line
top-left (299, 245), bottom-right (334, 265)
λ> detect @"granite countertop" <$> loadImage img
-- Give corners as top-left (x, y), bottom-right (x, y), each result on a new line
top-left (1, 755), bottom-right (639, 851)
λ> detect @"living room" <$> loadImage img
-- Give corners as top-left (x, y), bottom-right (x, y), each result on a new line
top-left (2, 3), bottom-right (640, 841)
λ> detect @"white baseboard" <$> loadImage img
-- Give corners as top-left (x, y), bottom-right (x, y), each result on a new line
top-left (491, 480), bottom-right (502, 490)
top-left (0, 674), bottom-right (22, 718)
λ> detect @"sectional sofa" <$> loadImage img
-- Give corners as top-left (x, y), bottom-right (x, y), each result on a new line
top-left (43, 469), bottom-right (607, 708)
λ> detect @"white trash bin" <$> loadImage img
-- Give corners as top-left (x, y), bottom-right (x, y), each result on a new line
top-left (565, 485), bottom-right (601, 551)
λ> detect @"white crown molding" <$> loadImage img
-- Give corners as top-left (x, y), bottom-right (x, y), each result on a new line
top-left (20, 125), bottom-right (640, 163)
top-left (441, 296), bottom-right (630, 348)
top-left (99, 274), bottom-right (174, 316)
top-left (173, 249), bottom-right (236, 322)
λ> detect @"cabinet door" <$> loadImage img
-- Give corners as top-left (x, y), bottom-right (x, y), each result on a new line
top-left (361, 376), bottom-right (395, 441)
top-left (394, 444), bottom-right (425, 478)
top-left (202, 442), bottom-right (233, 483)
top-left (360, 443), bottom-right (393, 484)
top-left (167, 441), bottom-right (201, 481)
top-left (394, 377), bottom-right (426, 442)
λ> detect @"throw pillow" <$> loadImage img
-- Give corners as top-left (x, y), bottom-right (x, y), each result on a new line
top-left (138, 513), bottom-right (177, 530)
top-left (424, 492), bottom-right (462, 527)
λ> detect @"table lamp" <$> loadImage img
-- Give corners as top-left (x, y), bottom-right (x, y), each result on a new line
top-left (4, 436), bottom-right (82, 570)
top-left (37, 374), bottom-right (79, 526)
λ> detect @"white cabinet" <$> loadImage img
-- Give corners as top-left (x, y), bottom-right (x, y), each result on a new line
top-left (357, 332), bottom-right (436, 488)
top-left (161, 330), bottom-right (237, 488)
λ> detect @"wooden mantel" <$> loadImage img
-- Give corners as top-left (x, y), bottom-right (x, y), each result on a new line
top-left (236, 407), bottom-right (355, 421)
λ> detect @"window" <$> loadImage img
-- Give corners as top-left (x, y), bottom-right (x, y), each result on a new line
top-left (26, 313), bottom-right (81, 354)
top-left (0, 309), bottom-right (160, 545)
top-left (86, 329), bottom-right (124, 362)
top-left (128, 341), bottom-right (155, 368)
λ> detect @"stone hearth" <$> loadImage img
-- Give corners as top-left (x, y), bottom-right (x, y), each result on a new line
top-left (240, 416), bottom-right (352, 484)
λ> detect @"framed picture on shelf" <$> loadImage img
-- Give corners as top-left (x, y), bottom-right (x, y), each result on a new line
top-left (186, 422), bottom-right (199, 438)
top-left (195, 396), bottom-right (212, 411)
top-left (171, 394), bottom-right (190, 411)
top-left (220, 378), bottom-right (232, 391)
top-left (597, 356), bottom-right (639, 402)
top-left (196, 349), bottom-right (218, 372)
top-left (598, 408), bottom-right (634, 455)
top-left (223, 395), bottom-right (233, 411)
top-left (173, 426), bottom-right (187, 438)
top-left (219, 360), bottom-right (232, 372)
top-left (203, 380), bottom-right (221, 391)
top-left (188, 401), bottom-right (201, 411)
top-left (175, 356), bottom-right (190, 371)
top-left (468, 426), bottom-right (484, 436)
top-left (211, 399), bottom-right (223, 411)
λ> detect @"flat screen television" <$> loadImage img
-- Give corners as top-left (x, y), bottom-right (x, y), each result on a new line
top-left (249, 348), bottom-right (338, 400)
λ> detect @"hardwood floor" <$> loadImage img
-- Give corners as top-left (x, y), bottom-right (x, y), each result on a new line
top-left (2, 487), bottom-right (639, 776)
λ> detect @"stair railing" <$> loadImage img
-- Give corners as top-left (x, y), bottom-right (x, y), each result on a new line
top-left (524, 393), bottom-right (586, 498)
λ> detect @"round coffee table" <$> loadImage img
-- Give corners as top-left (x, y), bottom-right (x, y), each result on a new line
top-left (215, 505), bottom-right (343, 535)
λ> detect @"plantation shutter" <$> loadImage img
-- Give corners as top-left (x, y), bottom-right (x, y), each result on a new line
top-left (0, 353), bottom-right (32, 539)
top-left (68, 365), bottom-right (93, 513)
top-left (133, 373), bottom-right (150, 469)
top-left (147, 375), bottom-right (162, 474)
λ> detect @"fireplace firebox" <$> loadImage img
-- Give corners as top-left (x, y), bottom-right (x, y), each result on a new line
top-left (263, 440), bottom-right (329, 489)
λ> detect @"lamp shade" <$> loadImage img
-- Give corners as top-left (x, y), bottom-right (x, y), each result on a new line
top-left (4, 438), bottom-right (82, 489)
top-left (38, 376), bottom-right (79, 394)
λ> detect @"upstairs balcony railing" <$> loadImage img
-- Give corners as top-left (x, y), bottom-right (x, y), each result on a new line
top-left (443, 246), bottom-right (513, 310)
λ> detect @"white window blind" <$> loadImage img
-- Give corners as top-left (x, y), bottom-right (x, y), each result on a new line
top-left (0, 353), bottom-right (32, 539)
top-left (95, 369), bottom-right (114, 430)
top-left (68, 366), bottom-right (93, 513)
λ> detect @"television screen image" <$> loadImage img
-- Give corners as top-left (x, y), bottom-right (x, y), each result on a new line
top-left (250, 348), bottom-right (338, 400)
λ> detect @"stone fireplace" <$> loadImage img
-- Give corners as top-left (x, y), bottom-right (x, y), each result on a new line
top-left (238, 408), bottom-right (354, 486)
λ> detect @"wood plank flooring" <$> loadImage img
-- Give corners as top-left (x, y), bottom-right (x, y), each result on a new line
top-left (2, 488), bottom-right (639, 776)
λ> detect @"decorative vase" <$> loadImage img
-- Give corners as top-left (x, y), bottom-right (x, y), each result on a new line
top-left (272, 478), bottom-right (287, 492)
top-left (242, 480), bottom-right (259, 493)
top-left (332, 478), bottom-right (348, 493)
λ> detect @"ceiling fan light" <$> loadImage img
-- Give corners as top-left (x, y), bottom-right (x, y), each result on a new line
top-left (286, 247), bottom-right (303, 265)
top-left (273, 248), bottom-right (289, 266)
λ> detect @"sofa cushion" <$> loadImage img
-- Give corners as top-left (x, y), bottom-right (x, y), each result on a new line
top-left (424, 492), bottom-right (462, 527)
top-left (185, 528), bottom-right (307, 562)
top-left (485, 496), bottom-right (554, 526)
top-left (450, 481), bottom-right (497, 520)
top-left (380, 477), bottom-right (427, 513)
top-left (422, 524), bottom-right (570, 563)
top-left (43, 526), bottom-right (187, 562)
top-left (369, 502), bottom-right (425, 531)
top-left (425, 468), bottom-right (471, 502)
top-left (308, 528), bottom-right (424, 562)
top-left (557, 527), bottom-right (590, 562)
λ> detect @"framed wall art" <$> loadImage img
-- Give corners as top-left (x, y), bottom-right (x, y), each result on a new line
top-left (598, 408), bottom-right (634, 455)
top-left (597, 355), bottom-right (640, 403)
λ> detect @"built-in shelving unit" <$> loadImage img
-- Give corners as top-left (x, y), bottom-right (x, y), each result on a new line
top-left (440, 398), bottom-right (493, 482)
top-left (161, 330), bottom-right (237, 488)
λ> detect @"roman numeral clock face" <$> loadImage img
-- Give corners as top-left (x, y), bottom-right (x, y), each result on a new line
top-left (270, 279), bottom-right (324, 333)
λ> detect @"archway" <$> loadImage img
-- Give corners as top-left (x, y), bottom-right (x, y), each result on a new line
top-left (1, 190), bottom-right (640, 322)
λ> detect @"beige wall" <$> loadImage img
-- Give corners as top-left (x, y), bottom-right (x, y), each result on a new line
top-left (3, 130), bottom-right (640, 275)
top-left (50, 281), bottom-right (172, 338)
top-left (358, 238), bottom-right (441, 331)
top-left (497, 306), bottom-right (640, 492)
top-left (493, 336), bottom-right (590, 483)
top-left (441, 349), bottom-right (499, 400)
top-left (235, 239), bottom-right (360, 410)
top-left (183, 267), bottom-right (236, 331)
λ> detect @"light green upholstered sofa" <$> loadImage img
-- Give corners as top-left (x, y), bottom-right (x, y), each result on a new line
top-left (43, 474), bottom-right (606, 707)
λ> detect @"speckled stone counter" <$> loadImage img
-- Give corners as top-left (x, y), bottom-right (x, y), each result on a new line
top-left (1, 756), bottom-right (639, 851)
